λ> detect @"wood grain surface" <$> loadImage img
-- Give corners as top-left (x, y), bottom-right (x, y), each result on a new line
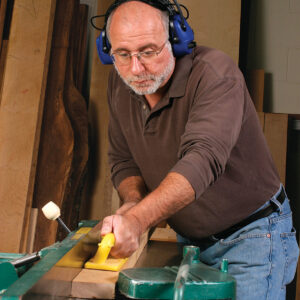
top-left (33, 0), bottom-right (75, 250)
top-left (0, 0), bottom-right (56, 253)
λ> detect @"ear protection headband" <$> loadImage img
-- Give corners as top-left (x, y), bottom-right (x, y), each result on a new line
top-left (92, 0), bottom-right (196, 65)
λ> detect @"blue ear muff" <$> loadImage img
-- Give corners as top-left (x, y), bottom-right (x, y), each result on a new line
top-left (95, 1), bottom-right (196, 65)
top-left (170, 13), bottom-right (195, 57)
top-left (96, 31), bottom-right (113, 65)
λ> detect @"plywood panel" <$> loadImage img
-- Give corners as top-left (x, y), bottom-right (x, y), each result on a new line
top-left (33, 0), bottom-right (75, 250)
top-left (246, 69), bottom-right (265, 112)
top-left (150, 227), bottom-right (177, 243)
top-left (264, 113), bottom-right (288, 185)
top-left (87, 0), bottom-right (114, 221)
top-left (0, 0), bottom-right (56, 253)
top-left (0, 0), bottom-right (7, 52)
top-left (257, 111), bottom-right (265, 130)
top-left (181, 0), bottom-right (241, 63)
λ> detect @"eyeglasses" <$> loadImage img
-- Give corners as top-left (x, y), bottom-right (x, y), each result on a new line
top-left (111, 41), bottom-right (167, 66)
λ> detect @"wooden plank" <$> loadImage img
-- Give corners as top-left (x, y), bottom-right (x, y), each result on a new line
top-left (73, 4), bottom-right (89, 93)
top-left (71, 231), bottom-right (148, 299)
top-left (246, 69), bottom-right (265, 112)
top-left (181, 0), bottom-right (241, 63)
top-left (0, 0), bottom-right (56, 253)
top-left (0, 39), bottom-right (8, 103)
top-left (257, 111), bottom-right (265, 130)
top-left (150, 227), bottom-right (177, 243)
top-left (87, 0), bottom-right (114, 221)
top-left (26, 208), bottom-right (38, 253)
top-left (33, 0), bottom-right (75, 250)
top-left (59, 0), bottom-right (89, 238)
top-left (29, 266), bottom-right (82, 298)
top-left (0, 0), bottom-right (7, 53)
top-left (264, 113), bottom-right (288, 185)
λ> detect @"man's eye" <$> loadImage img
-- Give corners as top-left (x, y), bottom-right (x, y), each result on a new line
top-left (118, 52), bottom-right (130, 58)
top-left (141, 51), bottom-right (155, 57)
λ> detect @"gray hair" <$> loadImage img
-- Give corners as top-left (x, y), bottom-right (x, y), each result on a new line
top-left (106, 4), bottom-right (169, 44)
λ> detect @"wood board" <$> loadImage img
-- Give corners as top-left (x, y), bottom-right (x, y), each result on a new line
top-left (150, 227), bottom-right (177, 243)
top-left (246, 69), bottom-right (265, 112)
top-left (0, 39), bottom-right (8, 103)
top-left (28, 231), bottom-right (149, 299)
top-left (32, 0), bottom-right (76, 250)
top-left (71, 231), bottom-right (148, 299)
top-left (0, 0), bottom-right (56, 253)
top-left (59, 0), bottom-right (89, 240)
top-left (0, 0), bottom-right (7, 53)
top-left (264, 113), bottom-right (288, 185)
top-left (86, 0), bottom-right (114, 221)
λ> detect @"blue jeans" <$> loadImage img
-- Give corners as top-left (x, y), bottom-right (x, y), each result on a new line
top-left (177, 186), bottom-right (299, 299)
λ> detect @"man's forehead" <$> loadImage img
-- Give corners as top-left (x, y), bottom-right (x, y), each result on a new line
top-left (109, 2), bottom-right (165, 44)
top-left (111, 1), bottom-right (163, 23)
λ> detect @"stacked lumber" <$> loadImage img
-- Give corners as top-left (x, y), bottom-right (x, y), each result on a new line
top-left (0, 0), bottom-right (89, 253)
top-left (245, 70), bottom-right (288, 185)
top-left (0, 0), bottom-right (11, 101)
top-left (32, 0), bottom-right (89, 250)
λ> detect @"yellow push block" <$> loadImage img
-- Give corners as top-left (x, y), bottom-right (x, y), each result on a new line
top-left (84, 233), bottom-right (128, 271)
top-left (56, 227), bottom-right (96, 268)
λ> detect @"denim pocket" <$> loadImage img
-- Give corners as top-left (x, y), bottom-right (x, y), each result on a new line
top-left (219, 232), bottom-right (269, 246)
top-left (280, 228), bottom-right (299, 286)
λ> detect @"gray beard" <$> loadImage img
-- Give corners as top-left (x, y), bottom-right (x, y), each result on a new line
top-left (114, 47), bottom-right (175, 95)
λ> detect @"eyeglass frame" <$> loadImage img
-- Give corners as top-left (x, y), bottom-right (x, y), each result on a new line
top-left (110, 41), bottom-right (168, 66)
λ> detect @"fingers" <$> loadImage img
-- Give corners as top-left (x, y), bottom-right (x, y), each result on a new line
top-left (110, 215), bottom-right (140, 258)
top-left (101, 215), bottom-right (114, 236)
top-left (100, 214), bottom-right (141, 258)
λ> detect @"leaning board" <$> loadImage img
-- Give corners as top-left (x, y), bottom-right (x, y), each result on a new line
top-left (0, 0), bottom-right (56, 253)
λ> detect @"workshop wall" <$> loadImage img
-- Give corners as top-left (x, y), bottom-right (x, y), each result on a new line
top-left (246, 0), bottom-right (300, 114)
top-left (245, 2), bottom-right (300, 299)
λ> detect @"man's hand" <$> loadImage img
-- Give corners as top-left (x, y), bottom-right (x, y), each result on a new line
top-left (101, 214), bottom-right (142, 258)
top-left (100, 172), bottom-right (194, 258)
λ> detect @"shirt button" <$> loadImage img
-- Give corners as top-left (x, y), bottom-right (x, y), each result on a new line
top-left (143, 104), bottom-right (147, 110)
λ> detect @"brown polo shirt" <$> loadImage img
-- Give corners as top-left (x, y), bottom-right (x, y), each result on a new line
top-left (107, 46), bottom-right (281, 240)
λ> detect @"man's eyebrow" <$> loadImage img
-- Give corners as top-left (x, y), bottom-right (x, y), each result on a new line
top-left (113, 43), bottom-right (159, 52)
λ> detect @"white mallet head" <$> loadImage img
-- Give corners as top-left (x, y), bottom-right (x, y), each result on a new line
top-left (42, 201), bottom-right (61, 220)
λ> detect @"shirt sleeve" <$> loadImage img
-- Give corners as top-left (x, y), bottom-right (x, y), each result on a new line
top-left (107, 72), bottom-right (142, 188)
top-left (170, 75), bottom-right (245, 200)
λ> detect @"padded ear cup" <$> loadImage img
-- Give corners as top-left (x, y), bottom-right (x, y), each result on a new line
top-left (170, 13), bottom-right (195, 57)
top-left (96, 31), bottom-right (113, 64)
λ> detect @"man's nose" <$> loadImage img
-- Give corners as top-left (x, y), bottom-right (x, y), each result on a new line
top-left (130, 55), bottom-right (145, 75)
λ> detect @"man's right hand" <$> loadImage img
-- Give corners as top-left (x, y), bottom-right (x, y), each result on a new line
top-left (100, 213), bottom-right (142, 258)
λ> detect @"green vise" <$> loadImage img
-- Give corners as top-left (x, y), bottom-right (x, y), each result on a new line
top-left (118, 246), bottom-right (236, 300)
top-left (0, 253), bottom-right (25, 293)
top-left (0, 248), bottom-right (54, 293)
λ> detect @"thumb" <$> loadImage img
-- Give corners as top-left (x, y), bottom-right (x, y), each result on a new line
top-left (101, 215), bottom-right (114, 236)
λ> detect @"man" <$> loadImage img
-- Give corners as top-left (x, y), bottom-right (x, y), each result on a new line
top-left (99, 1), bottom-right (299, 298)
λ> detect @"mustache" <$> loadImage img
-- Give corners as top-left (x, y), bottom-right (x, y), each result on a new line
top-left (127, 74), bottom-right (156, 83)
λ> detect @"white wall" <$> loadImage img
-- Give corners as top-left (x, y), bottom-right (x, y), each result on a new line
top-left (247, 0), bottom-right (300, 113)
